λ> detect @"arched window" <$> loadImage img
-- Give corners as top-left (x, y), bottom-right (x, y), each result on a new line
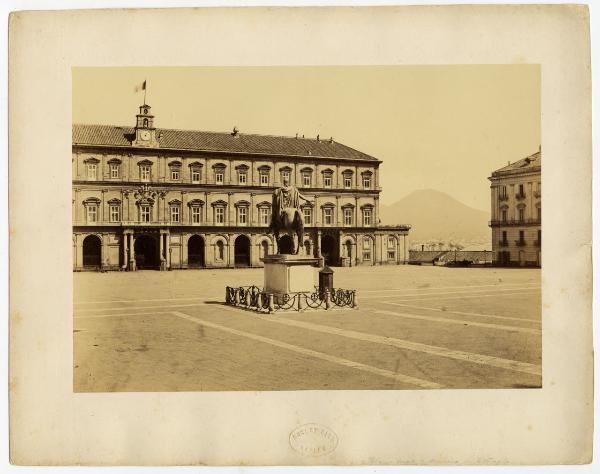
top-left (143, 118), bottom-right (149, 127)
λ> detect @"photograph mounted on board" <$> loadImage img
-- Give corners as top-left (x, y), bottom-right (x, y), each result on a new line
top-left (72, 66), bottom-right (541, 392)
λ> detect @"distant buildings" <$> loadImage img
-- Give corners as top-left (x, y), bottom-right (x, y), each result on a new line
top-left (488, 149), bottom-right (541, 266)
top-left (72, 102), bottom-right (410, 270)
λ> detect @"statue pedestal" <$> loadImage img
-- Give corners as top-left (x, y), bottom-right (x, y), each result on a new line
top-left (262, 254), bottom-right (321, 297)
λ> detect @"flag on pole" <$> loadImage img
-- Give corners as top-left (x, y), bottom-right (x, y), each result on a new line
top-left (134, 80), bottom-right (146, 93)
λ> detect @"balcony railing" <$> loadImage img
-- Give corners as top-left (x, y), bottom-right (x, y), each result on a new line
top-left (498, 240), bottom-right (509, 247)
top-left (489, 218), bottom-right (541, 226)
top-left (515, 240), bottom-right (527, 247)
top-left (515, 193), bottom-right (527, 200)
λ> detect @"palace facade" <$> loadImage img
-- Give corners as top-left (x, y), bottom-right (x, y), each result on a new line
top-left (73, 103), bottom-right (410, 270)
top-left (488, 149), bottom-right (541, 266)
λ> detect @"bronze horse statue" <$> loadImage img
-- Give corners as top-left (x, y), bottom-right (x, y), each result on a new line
top-left (268, 178), bottom-right (312, 255)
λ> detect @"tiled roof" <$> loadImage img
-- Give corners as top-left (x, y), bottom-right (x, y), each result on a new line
top-left (72, 124), bottom-right (379, 162)
top-left (492, 150), bottom-right (541, 176)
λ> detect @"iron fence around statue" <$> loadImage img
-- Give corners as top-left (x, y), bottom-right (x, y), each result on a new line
top-left (225, 285), bottom-right (357, 313)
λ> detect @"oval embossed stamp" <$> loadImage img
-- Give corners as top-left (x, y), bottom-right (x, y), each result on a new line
top-left (289, 423), bottom-right (338, 457)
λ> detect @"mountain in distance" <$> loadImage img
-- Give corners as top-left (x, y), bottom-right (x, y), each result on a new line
top-left (379, 189), bottom-right (491, 249)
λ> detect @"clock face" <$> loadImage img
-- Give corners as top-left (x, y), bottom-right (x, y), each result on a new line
top-left (140, 130), bottom-right (150, 141)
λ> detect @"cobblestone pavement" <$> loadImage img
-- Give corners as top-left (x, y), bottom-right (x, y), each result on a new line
top-left (73, 265), bottom-right (541, 391)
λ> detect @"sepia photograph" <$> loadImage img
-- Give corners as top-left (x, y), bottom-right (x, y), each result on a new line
top-left (9, 4), bottom-right (593, 466)
top-left (72, 66), bottom-right (541, 392)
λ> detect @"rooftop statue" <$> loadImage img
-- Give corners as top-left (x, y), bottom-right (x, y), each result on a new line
top-left (268, 176), bottom-right (313, 255)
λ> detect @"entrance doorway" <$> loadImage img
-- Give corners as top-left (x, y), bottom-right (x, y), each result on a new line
top-left (234, 234), bottom-right (251, 267)
top-left (134, 235), bottom-right (158, 269)
top-left (188, 235), bottom-right (205, 267)
top-left (321, 234), bottom-right (338, 266)
top-left (278, 235), bottom-right (294, 254)
top-left (82, 235), bottom-right (101, 268)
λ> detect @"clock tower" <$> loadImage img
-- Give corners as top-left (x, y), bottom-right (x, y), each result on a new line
top-left (133, 104), bottom-right (159, 147)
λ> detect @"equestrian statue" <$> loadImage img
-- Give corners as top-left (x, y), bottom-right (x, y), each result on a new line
top-left (268, 175), bottom-right (313, 255)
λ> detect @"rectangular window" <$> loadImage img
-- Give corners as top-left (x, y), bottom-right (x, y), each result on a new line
top-left (191, 169), bottom-right (201, 183)
top-left (140, 205), bottom-right (151, 222)
top-left (140, 165), bottom-right (151, 182)
top-left (110, 164), bottom-right (119, 179)
top-left (537, 229), bottom-right (541, 244)
top-left (191, 207), bottom-right (201, 223)
top-left (259, 207), bottom-right (270, 225)
top-left (344, 208), bottom-right (353, 226)
top-left (238, 207), bottom-right (247, 225)
top-left (388, 237), bottom-right (395, 248)
top-left (87, 164), bottom-right (97, 180)
top-left (303, 173), bottom-right (311, 188)
top-left (518, 208), bottom-right (525, 221)
top-left (215, 207), bottom-right (225, 224)
top-left (501, 209), bottom-right (507, 222)
top-left (171, 168), bottom-right (180, 181)
top-left (215, 171), bottom-right (224, 184)
top-left (519, 230), bottom-right (525, 243)
top-left (502, 231), bottom-right (507, 242)
top-left (260, 173), bottom-right (269, 185)
top-left (363, 209), bottom-right (372, 226)
top-left (387, 251), bottom-right (395, 260)
top-left (324, 175), bottom-right (332, 188)
top-left (324, 208), bottom-right (333, 225)
top-left (500, 185), bottom-right (507, 197)
top-left (239, 172), bottom-right (247, 185)
top-left (170, 206), bottom-right (180, 223)
top-left (109, 205), bottom-right (120, 222)
top-left (87, 206), bottom-right (97, 223)
top-left (344, 176), bottom-right (352, 189)
top-left (363, 177), bottom-right (371, 189)
top-left (537, 207), bottom-right (541, 221)
top-left (303, 208), bottom-right (312, 225)
top-left (363, 239), bottom-right (371, 261)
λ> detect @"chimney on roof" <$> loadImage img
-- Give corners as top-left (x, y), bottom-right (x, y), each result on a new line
top-left (302, 134), bottom-right (305, 139)
top-left (232, 126), bottom-right (239, 137)
top-left (295, 133), bottom-right (298, 139)
top-left (329, 137), bottom-right (333, 143)
top-left (317, 134), bottom-right (320, 141)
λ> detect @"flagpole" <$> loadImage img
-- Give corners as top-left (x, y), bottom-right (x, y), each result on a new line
top-left (144, 79), bottom-right (147, 105)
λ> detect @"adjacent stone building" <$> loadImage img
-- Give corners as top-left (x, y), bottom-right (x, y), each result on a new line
top-left (73, 103), bottom-right (410, 270)
top-left (488, 149), bottom-right (541, 266)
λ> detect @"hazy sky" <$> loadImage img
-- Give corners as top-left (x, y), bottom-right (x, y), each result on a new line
top-left (73, 66), bottom-right (540, 211)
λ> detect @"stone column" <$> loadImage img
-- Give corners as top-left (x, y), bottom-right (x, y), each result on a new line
top-left (73, 189), bottom-right (79, 223)
top-left (250, 193), bottom-right (256, 226)
top-left (129, 233), bottom-right (135, 270)
top-left (228, 233), bottom-right (235, 267)
top-left (182, 191), bottom-right (188, 224)
top-left (336, 195), bottom-right (341, 226)
top-left (374, 196), bottom-right (379, 226)
top-left (101, 189), bottom-right (107, 223)
top-left (76, 234), bottom-right (83, 270)
top-left (122, 231), bottom-right (128, 269)
top-left (159, 230), bottom-right (164, 264)
top-left (202, 233), bottom-right (210, 267)
top-left (317, 229), bottom-right (323, 257)
top-left (228, 192), bottom-right (234, 226)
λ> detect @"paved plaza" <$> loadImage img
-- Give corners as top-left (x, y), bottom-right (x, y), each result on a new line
top-left (73, 265), bottom-right (541, 391)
